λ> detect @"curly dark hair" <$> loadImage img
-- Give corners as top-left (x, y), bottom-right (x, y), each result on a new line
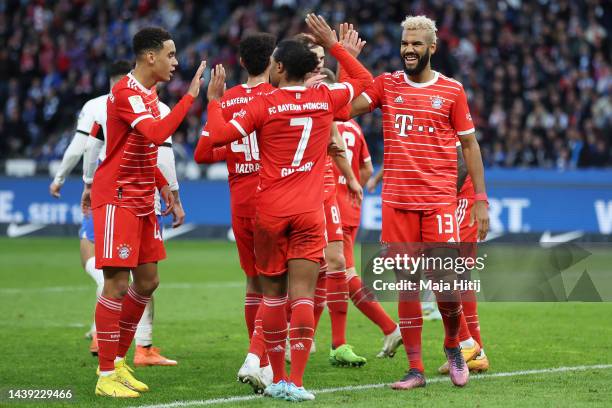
top-left (272, 40), bottom-right (319, 82)
top-left (239, 33), bottom-right (277, 76)
top-left (133, 27), bottom-right (172, 57)
top-left (108, 60), bottom-right (133, 78)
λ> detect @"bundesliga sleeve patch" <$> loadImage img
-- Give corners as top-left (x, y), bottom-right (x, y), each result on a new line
top-left (128, 95), bottom-right (147, 113)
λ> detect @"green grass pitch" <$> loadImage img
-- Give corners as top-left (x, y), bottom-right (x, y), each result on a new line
top-left (1, 237), bottom-right (611, 407)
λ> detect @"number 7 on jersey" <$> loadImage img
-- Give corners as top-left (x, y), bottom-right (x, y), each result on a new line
top-left (290, 117), bottom-right (313, 167)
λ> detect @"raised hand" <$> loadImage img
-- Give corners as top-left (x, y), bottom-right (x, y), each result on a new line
top-left (339, 23), bottom-right (366, 57)
top-left (305, 13), bottom-right (338, 49)
top-left (207, 64), bottom-right (226, 102)
top-left (187, 60), bottom-right (207, 98)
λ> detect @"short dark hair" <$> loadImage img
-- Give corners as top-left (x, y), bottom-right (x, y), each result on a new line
top-left (108, 60), bottom-right (132, 78)
top-left (133, 27), bottom-right (172, 57)
top-left (239, 33), bottom-right (277, 76)
top-left (293, 33), bottom-right (317, 49)
top-left (273, 40), bottom-right (319, 82)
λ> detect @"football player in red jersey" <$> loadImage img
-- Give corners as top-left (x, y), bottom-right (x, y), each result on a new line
top-left (204, 14), bottom-right (372, 401)
top-left (291, 34), bottom-right (368, 368)
top-left (338, 16), bottom-right (489, 390)
top-left (194, 33), bottom-right (277, 394)
top-left (90, 27), bottom-right (206, 398)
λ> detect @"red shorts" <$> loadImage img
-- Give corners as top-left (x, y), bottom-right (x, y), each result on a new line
top-left (381, 202), bottom-right (459, 243)
top-left (93, 204), bottom-right (165, 269)
top-left (456, 198), bottom-right (477, 242)
top-left (254, 208), bottom-right (326, 277)
top-left (342, 225), bottom-right (359, 269)
top-left (457, 197), bottom-right (478, 258)
top-left (324, 194), bottom-right (343, 243)
top-left (232, 215), bottom-right (256, 277)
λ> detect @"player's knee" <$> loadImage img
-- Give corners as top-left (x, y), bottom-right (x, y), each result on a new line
top-left (104, 280), bottom-right (129, 299)
top-left (326, 251), bottom-right (346, 271)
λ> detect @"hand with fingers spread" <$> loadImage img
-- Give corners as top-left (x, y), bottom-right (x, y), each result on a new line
top-left (188, 60), bottom-right (207, 98)
top-left (339, 23), bottom-right (366, 58)
top-left (207, 64), bottom-right (226, 102)
top-left (305, 13), bottom-right (338, 49)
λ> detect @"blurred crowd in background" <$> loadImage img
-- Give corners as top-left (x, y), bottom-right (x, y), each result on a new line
top-left (1, 0), bottom-right (610, 173)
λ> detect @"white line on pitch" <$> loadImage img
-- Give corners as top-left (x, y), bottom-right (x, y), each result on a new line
top-left (132, 364), bottom-right (612, 408)
top-left (0, 281), bottom-right (243, 295)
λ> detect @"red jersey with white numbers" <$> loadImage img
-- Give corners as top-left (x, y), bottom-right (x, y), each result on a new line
top-left (202, 82), bottom-right (275, 218)
top-left (362, 70), bottom-right (475, 210)
top-left (333, 119), bottom-right (371, 226)
top-left (92, 74), bottom-right (162, 216)
top-left (229, 83), bottom-right (355, 217)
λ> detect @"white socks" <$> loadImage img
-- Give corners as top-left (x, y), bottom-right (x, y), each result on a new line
top-left (135, 297), bottom-right (154, 346)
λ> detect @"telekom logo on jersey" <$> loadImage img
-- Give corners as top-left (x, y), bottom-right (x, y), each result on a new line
top-left (394, 114), bottom-right (435, 136)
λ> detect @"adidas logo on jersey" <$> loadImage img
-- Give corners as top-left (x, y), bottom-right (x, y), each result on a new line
top-left (270, 345), bottom-right (285, 353)
top-left (291, 342), bottom-right (306, 351)
top-left (336, 227), bottom-right (342, 235)
top-left (394, 96), bottom-right (404, 104)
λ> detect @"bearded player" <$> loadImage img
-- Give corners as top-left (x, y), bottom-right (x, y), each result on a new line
top-left (90, 27), bottom-right (205, 398)
top-left (205, 14), bottom-right (372, 401)
top-left (338, 15), bottom-right (489, 390)
top-left (194, 32), bottom-right (277, 394)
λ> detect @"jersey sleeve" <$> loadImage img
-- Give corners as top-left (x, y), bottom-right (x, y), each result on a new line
top-left (194, 125), bottom-right (228, 163)
top-left (157, 144), bottom-right (179, 191)
top-left (451, 86), bottom-right (475, 136)
top-left (75, 100), bottom-right (97, 135)
top-left (115, 88), bottom-right (193, 145)
top-left (323, 82), bottom-right (355, 112)
top-left (207, 98), bottom-right (263, 146)
top-left (360, 74), bottom-right (385, 112)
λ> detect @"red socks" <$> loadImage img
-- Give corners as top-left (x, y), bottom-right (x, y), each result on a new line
top-left (437, 301), bottom-right (462, 349)
top-left (461, 290), bottom-right (482, 347)
top-left (313, 272), bottom-right (327, 331)
top-left (244, 293), bottom-right (262, 339)
top-left (248, 302), bottom-right (269, 367)
top-left (117, 286), bottom-right (151, 358)
top-left (262, 295), bottom-right (288, 383)
top-left (398, 297), bottom-right (424, 372)
top-left (326, 270), bottom-right (348, 348)
top-left (95, 296), bottom-right (122, 372)
top-left (288, 298), bottom-right (315, 387)
top-left (347, 275), bottom-right (397, 335)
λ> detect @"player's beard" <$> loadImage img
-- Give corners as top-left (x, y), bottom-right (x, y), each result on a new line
top-left (403, 48), bottom-right (430, 76)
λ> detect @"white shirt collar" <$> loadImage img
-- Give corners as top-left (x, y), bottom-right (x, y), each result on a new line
top-left (127, 72), bottom-right (153, 95)
top-left (281, 86), bottom-right (307, 91)
top-left (403, 71), bottom-right (439, 88)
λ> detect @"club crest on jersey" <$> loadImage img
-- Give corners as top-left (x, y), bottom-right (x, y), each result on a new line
top-left (235, 109), bottom-right (247, 119)
top-left (394, 96), bottom-right (404, 104)
top-left (431, 96), bottom-right (444, 109)
top-left (117, 244), bottom-right (133, 260)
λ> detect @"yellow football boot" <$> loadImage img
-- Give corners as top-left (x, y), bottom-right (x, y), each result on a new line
top-left (438, 342), bottom-right (481, 374)
top-left (95, 374), bottom-right (140, 398)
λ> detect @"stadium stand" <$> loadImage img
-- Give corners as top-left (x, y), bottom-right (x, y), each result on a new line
top-left (1, 0), bottom-right (610, 174)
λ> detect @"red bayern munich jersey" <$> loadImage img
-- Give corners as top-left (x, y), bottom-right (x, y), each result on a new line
top-left (333, 119), bottom-right (371, 226)
top-left (92, 74), bottom-right (163, 216)
top-left (323, 155), bottom-right (336, 200)
top-left (226, 83), bottom-right (355, 217)
top-left (362, 70), bottom-right (475, 210)
top-left (458, 174), bottom-right (475, 199)
top-left (202, 82), bottom-right (275, 218)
